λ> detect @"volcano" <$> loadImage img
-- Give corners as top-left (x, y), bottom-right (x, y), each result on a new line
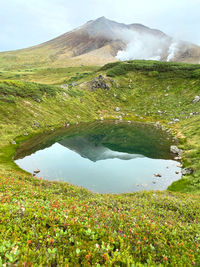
top-left (1, 16), bottom-right (200, 67)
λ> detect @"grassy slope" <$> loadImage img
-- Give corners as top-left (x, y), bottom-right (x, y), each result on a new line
top-left (0, 60), bottom-right (200, 265)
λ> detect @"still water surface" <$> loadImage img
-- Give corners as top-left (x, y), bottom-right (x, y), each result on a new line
top-left (15, 122), bottom-right (181, 193)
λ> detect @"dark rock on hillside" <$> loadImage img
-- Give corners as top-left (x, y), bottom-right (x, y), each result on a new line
top-left (87, 75), bottom-right (110, 91)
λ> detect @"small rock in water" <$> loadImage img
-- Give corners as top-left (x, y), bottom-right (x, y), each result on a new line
top-left (34, 169), bottom-right (40, 174)
top-left (152, 181), bottom-right (156, 184)
top-left (175, 171), bottom-right (179, 174)
top-left (154, 173), bottom-right (162, 177)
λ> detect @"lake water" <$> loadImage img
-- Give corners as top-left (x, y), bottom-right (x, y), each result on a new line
top-left (15, 121), bottom-right (181, 193)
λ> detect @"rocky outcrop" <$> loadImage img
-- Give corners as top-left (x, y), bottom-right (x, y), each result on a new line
top-left (87, 75), bottom-right (110, 91)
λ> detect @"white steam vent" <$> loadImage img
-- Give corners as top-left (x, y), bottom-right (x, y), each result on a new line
top-left (167, 42), bottom-right (178, 62)
top-left (116, 29), bottom-right (179, 61)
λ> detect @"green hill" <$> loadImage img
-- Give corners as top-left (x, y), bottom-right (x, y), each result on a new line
top-left (0, 60), bottom-right (200, 265)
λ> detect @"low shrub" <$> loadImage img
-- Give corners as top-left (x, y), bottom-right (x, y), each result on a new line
top-left (0, 80), bottom-right (60, 102)
top-left (148, 71), bottom-right (159, 77)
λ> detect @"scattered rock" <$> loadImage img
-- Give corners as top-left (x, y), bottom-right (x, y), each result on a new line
top-left (168, 118), bottom-right (180, 124)
top-left (192, 96), bottom-right (200, 103)
top-left (64, 122), bottom-right (70, 127)
top-left (176, 163), bottom-right (182, 167)
top-left (154, 121), bottom-right (161, 128)
top-left (33, 122), bottom-right (40, 128)
top-left (72, 82), bottom-right (77, 87)
top-left (24, 132), bottom-right (28, 136)
top-left (34, 169), bottom-right (40, 174)
top-left (62, 92), bottom-right (68, 97)
top-left (60, 84), bottom-right (69, 90)
top-left (181, 168), bottom-right (193, 175)
top-left (170, 145), bottom-right (183, 156)
top-left (190, 112), bottom-right (200, 116)
top-left (11, 140), bottom-right (16, 145)
top-left (172, 137), bottom-right (179, 142)
top-left (115, 107), bottom-right (120, 112)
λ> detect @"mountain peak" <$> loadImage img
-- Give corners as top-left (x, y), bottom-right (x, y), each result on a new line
top-left (3, 17), bottom-right (199, 67)
top-left (96, 16), bottom-right (107, 21)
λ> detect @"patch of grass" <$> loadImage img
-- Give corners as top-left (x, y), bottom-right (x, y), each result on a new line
top-left (0, 175), bottom-right (200, 265)
top-left (0, 80), bottom-right (60, 102)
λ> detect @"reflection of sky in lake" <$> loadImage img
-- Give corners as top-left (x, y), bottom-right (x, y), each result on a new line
top-left (15, 142), bottom-right (181, 193)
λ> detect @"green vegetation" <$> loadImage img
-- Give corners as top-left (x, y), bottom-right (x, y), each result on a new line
top-left (0, 80), bottom-right (60, 102)
top-left (1, 175), bottom-right (200, 265)
top-left (0, 66), bottom-right (98, 84)
top-left (102, 60), bottom-right (200, 78)
top-left (0, 60), bottom-right (200, 265)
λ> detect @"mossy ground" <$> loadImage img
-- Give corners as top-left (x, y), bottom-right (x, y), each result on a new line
top-left (0, 60), bottom-right (200, 265)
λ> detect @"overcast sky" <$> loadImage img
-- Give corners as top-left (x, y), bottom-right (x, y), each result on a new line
top-left (0, 0), bottom-right (200, 52)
